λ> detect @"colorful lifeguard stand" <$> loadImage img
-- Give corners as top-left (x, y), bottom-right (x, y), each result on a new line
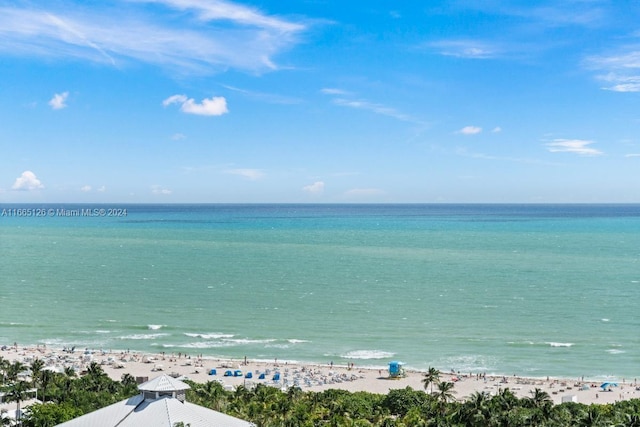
top-left (388, 361), bottom-right (406, 379)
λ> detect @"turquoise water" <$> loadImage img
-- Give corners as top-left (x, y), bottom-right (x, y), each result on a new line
top-left (1, 204), bottom-right (639, 380)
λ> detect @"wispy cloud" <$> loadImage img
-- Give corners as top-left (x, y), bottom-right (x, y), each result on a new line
top-left (321, 88), bottom-right (425, 125)
top-left (12, 171), bottom-right (44, 191)
top-left (222, 85), bottom-right (302, 104)
top-left (132, 0), bottom-right (304, 33)
top-left (225, 168), bottom-right (264, 180)
top-left (0, 1), bottom-right (307, 74)
top-left (587, 50), bottom-right (640, 92)
top-left (428, 40), bottom-right (501, 59)
top-left (49, 91), bottom-right (69, 109)
top-left (320, 88), bottom-right (350, 95)
top-left (457, 126), bottom-right (482, 135)
top-left (302, 181), bottom-right (324, 194)
top-left (545, 139), bottom-right (603, 156)
top-left (151, 185), bottom-right (172, 195)
top-left (332, 98), bottom-right (411, 122)
top-left (455, 147), bottom-right (563, 166)
top-left (457, 2), bottom-right (607, 29)
top-left (163, 94), bottom-right (228, 116)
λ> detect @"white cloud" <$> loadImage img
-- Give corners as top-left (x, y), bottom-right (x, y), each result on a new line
top-left (321, 89), bottom-right (426, 126)
top-left (163, 94), bottom-right (187, 106)
top-left (163, 94), bottom-right (228, 116)
top-left (457, 126), bottom-right (482, 135)
top-left (429, 40), bottom-right (500, 59)
top-left (151, 185), bottom-right (172, 195)
top-left (137, 0), bottom-right (304, 33)
top-left (0, 2), bottom-right (306, 74)
top-left (225, 168), bottom-right (264, 180)
top-left (171, 133), bottom-right (186, 140)
top-left (49, 91), bottom-right (69, 109)
top-left (97, 185), bottom-right (107, 192)
top-left (320, 88), bottom-right (349, 95)
top-left (12, 170), bottom-right (44, 191)
top-left (222, 84), bottom-right (301, 105)
top-left (492, 126), bottom-right (502, 133)
top-left (332, 98), bottom-right (426, 125)
top-left (587, 51), bottom-right (640, 92)
top-left (625, 153), bottom-right (640, 158)
top-left (600, 74), bottom-right (640, 93)
top-left (80, 185), bottom-right (92, 192)
top-left (302, 181), bottom-right (324, 194)
top-left (545, 139), bottom-right (603, 156)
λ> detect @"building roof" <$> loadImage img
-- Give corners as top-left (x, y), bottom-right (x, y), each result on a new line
top-left (55, 375), bottom-right (254, 427)
top-left (138, 374), bottom-right (190, 392)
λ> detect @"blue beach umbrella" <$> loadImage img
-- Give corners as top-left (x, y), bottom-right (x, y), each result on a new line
top-left (600, 382), bottom-right (618, 390)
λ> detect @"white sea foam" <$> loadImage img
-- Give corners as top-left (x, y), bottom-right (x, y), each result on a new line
top-left (341, 350), bottom-right (395, 360)
top-left (175, 342), bottom-right (237, 349)
top-left (148, 324), bottom-right (164, 330)
top-left (184, 333), bottom-right (234, 339)
top-left (120, 333), bottom-right (168, 340)
top-left (606, 349), bottom-right (625, 354)
top-left (224, 338), bottom-right (277, 345)
top-left (601, 318), bottom-right (610, 322)
top-left (547, 342), bottom-right (573, 347)
top-left (265, 344), bottom-right (290, 349)
top-left (438, 355), bottom-right (498, 373)
top-left (287, 339), bottom-right (310, 344)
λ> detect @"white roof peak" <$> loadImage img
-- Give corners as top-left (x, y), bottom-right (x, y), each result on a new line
top-left (138, 374), bottom-right (190, 392)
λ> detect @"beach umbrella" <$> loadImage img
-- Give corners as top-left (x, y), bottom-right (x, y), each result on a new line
top-left (600, 382), bottom-right (618, 390)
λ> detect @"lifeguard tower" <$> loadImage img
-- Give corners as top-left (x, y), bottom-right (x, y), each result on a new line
top-left (388, 361), bottom-right (406, 379)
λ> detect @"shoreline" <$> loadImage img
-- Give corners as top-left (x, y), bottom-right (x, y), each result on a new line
top-left (2, 345), bottom-right (638, 406)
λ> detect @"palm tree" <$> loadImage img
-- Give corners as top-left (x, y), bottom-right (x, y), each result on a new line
top-left (40, 369), bottom-right (53, 402)
top-left (527, 387), bottom-right (552, 409)
top-left (422, 367), bottom-right (440, 394)
top-left (63, 366), bottom-right (76, 378)
top-left (29, 359), bottom-right (44, 388)
top-left (194, 380), bottom-right (226, 411)
top-left (434, 381), bottom-right (456, 416)
top-left (29, 359), bottom-right (45, 403)
top-left (575, 406), bottom-right (606, 427)
top-left (494, 387), bottom-right (518, 411)
top-left (85, 362), bottom-right (108, 392)
top-left (456, 390), bottom-right (491, 426)
top-left (0, 409), bottom-right (12, 427)
top-left (5, 380), bottom-right (30, 426)
top-left (0, 357), bottom-right (10, 384)
top-left (622, 413), bottom-right (640, 427)
top-left (6, 361), bottom-right (26, 383)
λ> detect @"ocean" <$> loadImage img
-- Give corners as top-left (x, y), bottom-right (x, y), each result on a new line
top-left (1, 204), bottom-right (639, 381)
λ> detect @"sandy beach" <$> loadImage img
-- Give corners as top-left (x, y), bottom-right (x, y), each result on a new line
top-left (2, 345), bottom-right (638, 407)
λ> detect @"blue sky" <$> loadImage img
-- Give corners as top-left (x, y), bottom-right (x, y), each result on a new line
top-left (1, 0), bottom-right (639, 203)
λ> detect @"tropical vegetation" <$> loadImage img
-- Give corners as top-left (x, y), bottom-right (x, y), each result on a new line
top-left (2, 358), bottom-right (640, 426)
